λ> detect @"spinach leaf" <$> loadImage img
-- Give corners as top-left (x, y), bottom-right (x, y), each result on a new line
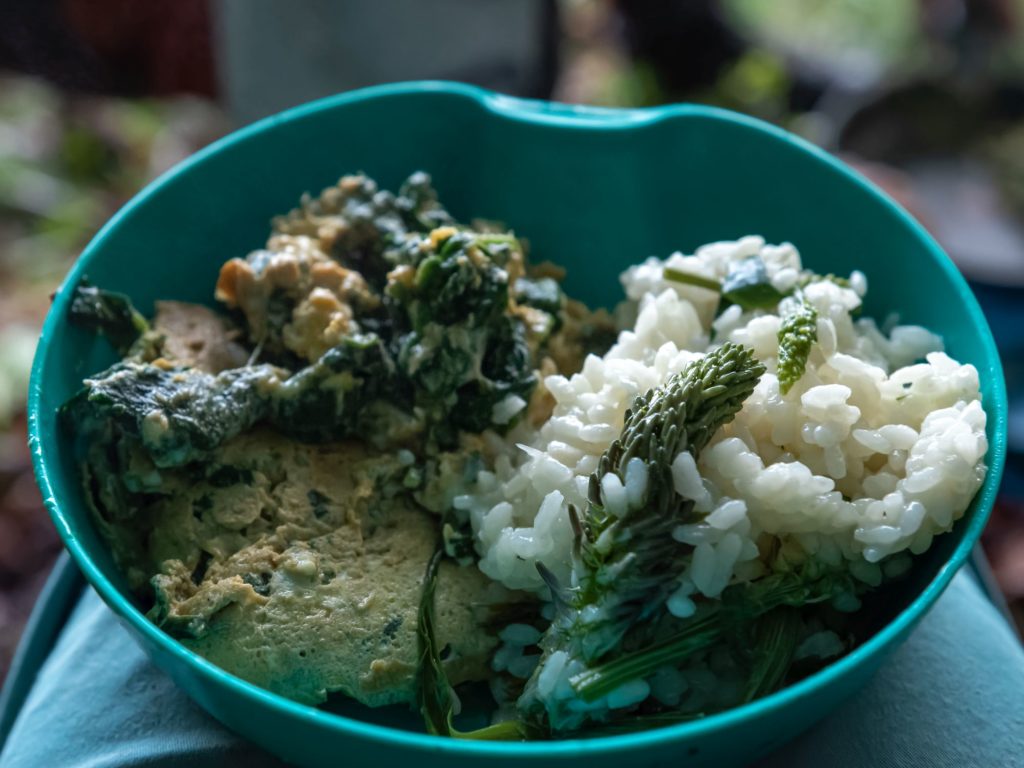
top-left (69, 281), bottom-right (149, 354)
top-left (272, 333), bottom-right (406, 442)
top-left (62, 362), bottom-right (276, 468)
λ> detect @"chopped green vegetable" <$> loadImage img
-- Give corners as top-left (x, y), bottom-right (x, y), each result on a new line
top-left (68, 281), bottom-right (149, 354)
top-left (777, 300), bottom-right (818, 395)
top-left (277, 172), bottom-right (455, 290)
top-left (720, 256), bottom-right (788, 310)
top-left (62, 333), bottom-right (413, 467)
top-left (271, 333), bottom-right (406, 443)
top-left (66, 221), bottom-right (556, 459)
top-left (663, 256), bottom-right (854, 318)
top-left (388, 230), bottom-right (539, 448)
top-left (663, 255), bottom-right (786, 311)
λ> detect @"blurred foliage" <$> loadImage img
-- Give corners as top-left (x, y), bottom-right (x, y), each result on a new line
top-left (983, 123), bottom-right (1024, 219)
top-left (0, 73), bottom-right (229, 683)
top-left (694, 48), bottom-right (790, 120)
top-left (724, 0), bottom-right (924, 80)
top-left (0, 74), bottom-right (229, 425)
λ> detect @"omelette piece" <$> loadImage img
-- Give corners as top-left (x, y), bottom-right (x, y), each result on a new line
top-left (86, 430), bottom-right (522, 708)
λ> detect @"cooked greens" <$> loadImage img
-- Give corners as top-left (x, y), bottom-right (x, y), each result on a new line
top-left (68, 282), bottom-right (150, 354)
top-left (62, 171), bottom-right (611, 718)
top-left (66, 174), bottom-right (575, 468)
top-left (62, 362), bottom-right (276, 467)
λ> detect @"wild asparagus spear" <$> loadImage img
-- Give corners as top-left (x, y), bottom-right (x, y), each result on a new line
top-left (518, 342), bottom-right (765, 731)
top-left (777, 299), bottom-right (818, 395)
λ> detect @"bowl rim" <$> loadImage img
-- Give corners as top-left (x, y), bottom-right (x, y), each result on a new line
top-left (28, 80), bottom-right (1008, 757)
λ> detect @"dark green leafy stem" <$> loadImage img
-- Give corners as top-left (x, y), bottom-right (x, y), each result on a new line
top-left (416, 547), bottom-right (458, 736)
top-left (416, 546), bottom-right (536, 740)
top-left (61, 334), bottom-right (404, 468)
top-left (743, 608), bottom-right (801, 702)
top-left (661, 267), bottom-right (721, 293)
top-left (568, 565), bottom-right (860, 702)
top-left (69, 281), bottom-right (149, 354)
top-left (776, 300), bottom-right (818, 395)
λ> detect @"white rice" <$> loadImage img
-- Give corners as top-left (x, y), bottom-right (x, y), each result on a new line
top-left (467, 236), bottom-right (988, 600)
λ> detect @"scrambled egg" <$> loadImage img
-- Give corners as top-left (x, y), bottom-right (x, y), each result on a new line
top-left (215, 234), bottom-right (379, 363)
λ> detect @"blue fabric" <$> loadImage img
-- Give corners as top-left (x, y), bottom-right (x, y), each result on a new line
top-left (1, 572), bottom-right (1022, 768)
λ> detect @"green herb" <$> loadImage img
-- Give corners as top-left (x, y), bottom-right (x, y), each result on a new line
top-left (662, 267), bottom-right (722, 293)
top-left (271, 333), bottom-right (405, 443)
top-left (520, 343), bottom-right (765, 730)
top-left (777, 300), bottom-right (818, 395)
top-left (68, 281), bottom-right (149, 354)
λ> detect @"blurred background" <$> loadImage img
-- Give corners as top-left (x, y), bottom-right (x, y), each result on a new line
top-left (2, 0), bottom-right (1024, 684)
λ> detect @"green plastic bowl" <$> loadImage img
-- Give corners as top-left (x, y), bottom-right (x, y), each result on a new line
top-left (29, 82), bottom-right (1007, 767)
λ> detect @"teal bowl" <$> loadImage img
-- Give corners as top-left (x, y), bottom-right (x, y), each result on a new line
top-left (28, 82), bottom-right (1007, 767)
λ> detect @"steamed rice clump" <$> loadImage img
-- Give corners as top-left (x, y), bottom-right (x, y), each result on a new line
top-left (463, 236), bottom-right (987, 601)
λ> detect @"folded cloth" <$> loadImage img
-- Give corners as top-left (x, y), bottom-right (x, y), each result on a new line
top-left (1, 571), bottom-right (1021, 768)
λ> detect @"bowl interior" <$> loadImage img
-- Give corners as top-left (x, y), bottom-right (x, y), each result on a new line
top-left (30, 83), bottom-right (1007, 754)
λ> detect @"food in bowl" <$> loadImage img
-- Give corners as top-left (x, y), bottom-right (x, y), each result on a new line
top-left (61, 172), bottom-right (988, 738)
